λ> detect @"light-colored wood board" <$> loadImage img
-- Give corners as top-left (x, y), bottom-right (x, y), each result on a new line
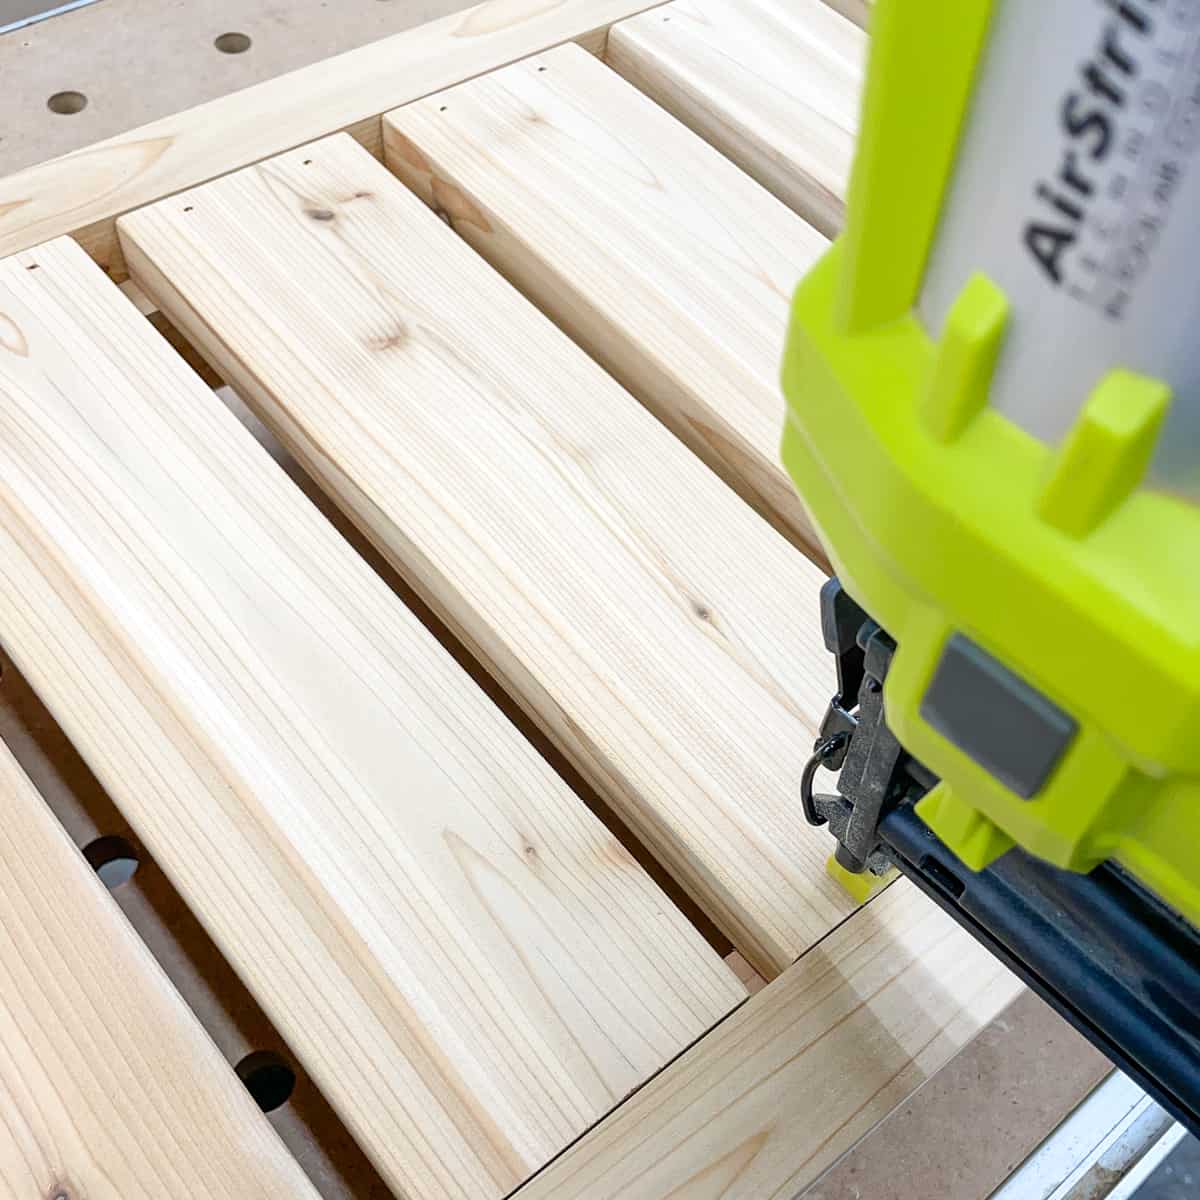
top-left (210, 385), bottom-right (738, 962)
top-left (0, 735), bottom-right (321, 1199)
top-left (120, 133), bottom-right (860, 979)
top-left (119, 278), bottom-right (225, 387)
top-left (515, 882), bottom-right (1024, 1200)
top-left (0, 0), bottom-right (470, 177)
top-left (384, 44), bottom-right (829, 564)
top-left (0, 368), bottom-right (727, 1200)
top-left (802, 988), bottom-right (1110, 1200)
top-left (0, 235), bottom-right (743, 1200)
top-left (606, 0), bottom-right (864, 238)
top-left (0, 0), bottom-right (664, 280)
top-left (0, 502), bottom-right (397, 1200)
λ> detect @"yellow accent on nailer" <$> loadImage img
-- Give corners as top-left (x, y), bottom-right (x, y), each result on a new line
top-left (826, 855), bottom-right (898, 904)
top-left (923, 274), bottom-right (1009, 444)
top-left (916, 785), bottom-right (1014, 872)
top-left (1039, 370), bottom-right (1171, 538)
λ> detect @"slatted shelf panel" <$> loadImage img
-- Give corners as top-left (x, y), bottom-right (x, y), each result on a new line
top-left (0, 236), bottom-right (743, 1200)
top-left (515, 882), bottom-right (1023, 1200)
top-left (0, 737), bottom-right (320, 1199)
top-left (607, 0), bottom-right (864, 237)
top-left (385, 43), bottom-right (830, 563)
top-left (119, 133), bottom-right (860, 982)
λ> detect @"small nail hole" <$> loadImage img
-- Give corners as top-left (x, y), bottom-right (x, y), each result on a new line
top-left (47, 90), bottom-right (87, 115)
top-left (183, 205), bottom-right (194, 213)
top-left (82, 835), bottom-right (140, 890)
top-left (303, 158), bottom-right (313, 165)
top-left (236, 1051), bottom-right (296, 1112)
top-left (537, 66), bottom-right (547, 72)
top-left (25, 263), bottom-right (38, 271)
top-left (214, 31), bottom-right (251, 54)
top-left (438, 105), bottom-right (448, 112)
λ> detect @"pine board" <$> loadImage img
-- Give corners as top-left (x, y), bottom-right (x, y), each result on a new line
top-left (0, 0), bottom-right (666, 280)
top-left (607, 0), bottom-right (864, 238)
top-left (0, 235), bottom-right (742, 1200)
top-left (119, 278), bottom-right (225, 388)
top-left (384, 43), bottom-right (830, 561)
top-left (0, 737), bottom-right (320, 1199)
top-left (515, 883), bottom-right (1024, 1200)
top-left (119, 133), bottom-right (860, 980)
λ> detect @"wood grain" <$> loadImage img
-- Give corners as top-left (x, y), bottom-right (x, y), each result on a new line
top-left (384, 44), bottom-right (830, 562)
top-left (0, 736), bottom-right (321, 1199)
top-left (607, 0), bottom-right (864, 238)
top-left (0, 643), bottom-right (396, 1200)
top-left (119, 133), bottom-right (860, 980)
top-left (0, 0), bottom-right (665, 281)
top-left (0, 235), bottom-right (743, 1200)
top-left (119, 279), bottom-right (225, 388)
top-left (515, 883), bottom-right (1024, 1200)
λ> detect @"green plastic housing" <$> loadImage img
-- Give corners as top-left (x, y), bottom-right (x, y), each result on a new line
top-left (782, 0), bottom-right (1200, 928)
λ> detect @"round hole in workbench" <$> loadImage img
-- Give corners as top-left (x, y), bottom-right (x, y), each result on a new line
top-left (235, 1050), bottom-right (296, 1112)
top-left (47, 90), bottom-right (87, 115)
top-left (82, 835), bottom-right (140, 889)
top-left (214, 31), bottom-right (252, 54)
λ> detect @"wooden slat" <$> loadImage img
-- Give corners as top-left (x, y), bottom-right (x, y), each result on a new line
top-left (384, 42), bottom-right (835, 556)
top-left (119, 133), bottom-right (859, 980)
top-left (385, 43), bottom-right (831, 562)
top-left (607, 0), bottom-right (864, 238)
top-left (515, 883), bottom-right (1024, 1200)
top-left (0, 0), bottom-right (665, 280)
top-left (119, 278), bottom-right (225, 388)
top-left (0, 236), bottom-right (743, 1200)
top-left (0, 737), bottom-right (320, 1198)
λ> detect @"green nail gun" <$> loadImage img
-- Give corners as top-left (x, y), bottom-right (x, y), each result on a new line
top-left (784, 0), bottom-right (1200, 1130)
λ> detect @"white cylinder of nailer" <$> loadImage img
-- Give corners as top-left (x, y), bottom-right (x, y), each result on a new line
top-left (919, 0), bottom-right (1200, 501)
